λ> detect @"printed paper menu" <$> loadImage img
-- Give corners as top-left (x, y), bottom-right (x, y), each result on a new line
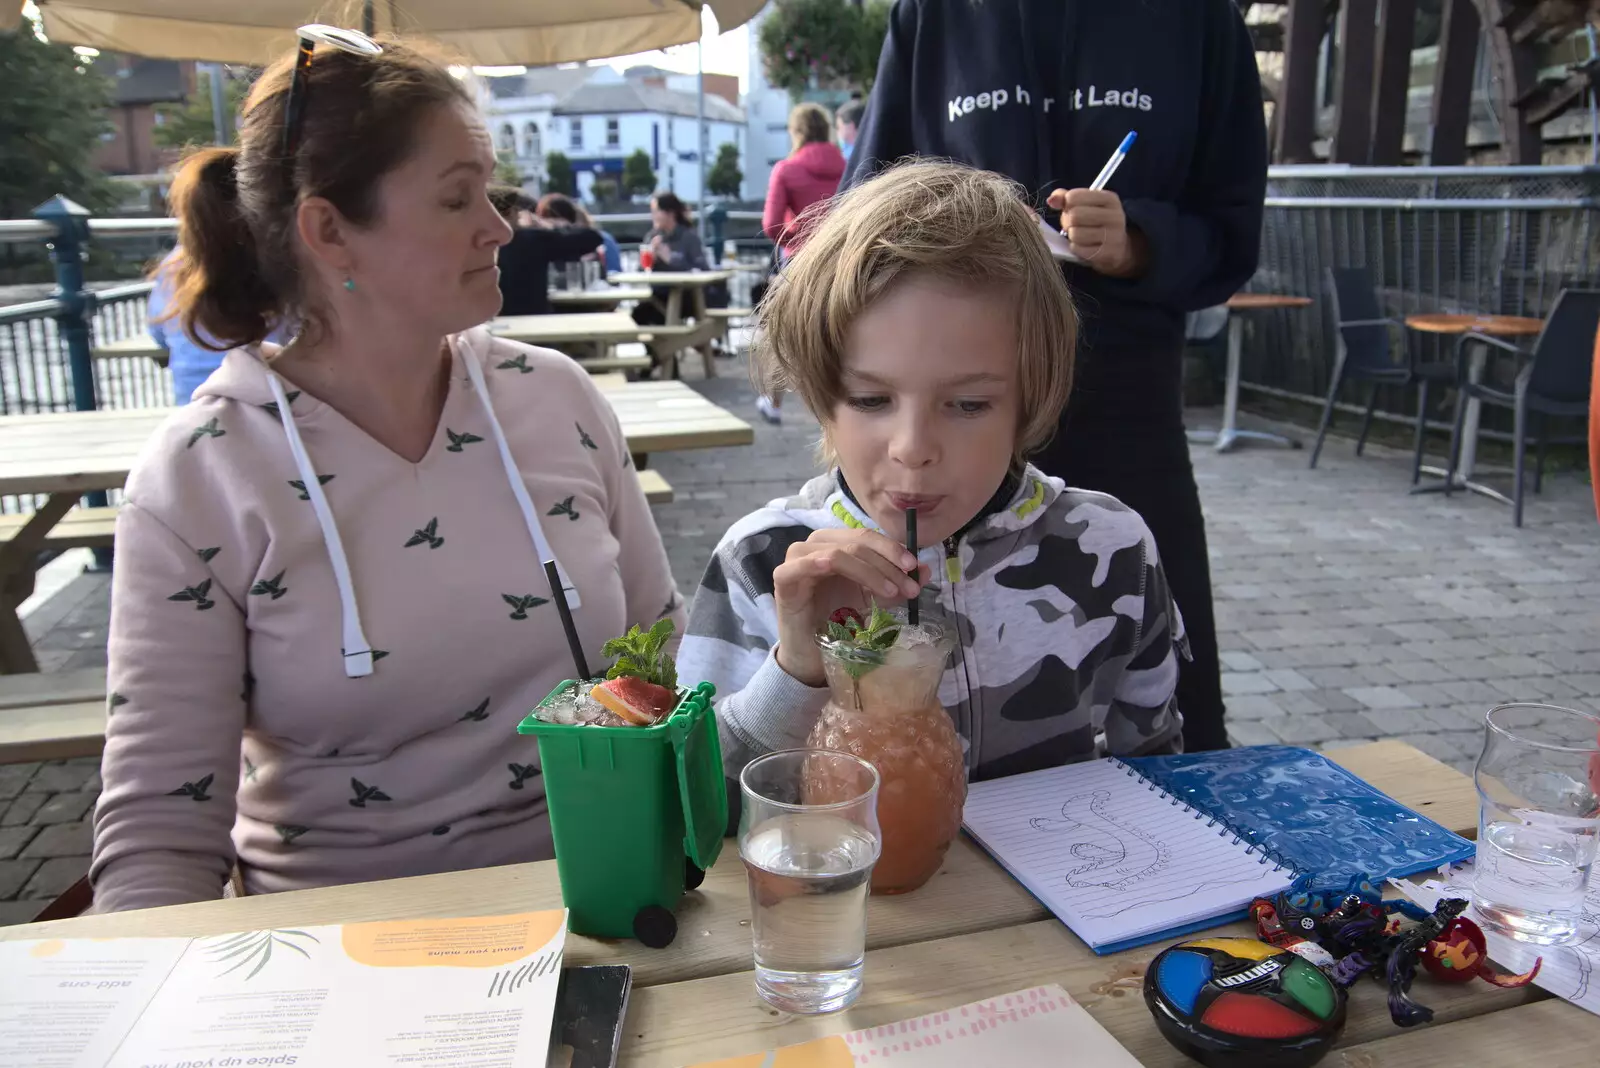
top-left (684, 984), bottom-right (1141, 1067)
top-left (0, 909), bottom-right (566, 1068)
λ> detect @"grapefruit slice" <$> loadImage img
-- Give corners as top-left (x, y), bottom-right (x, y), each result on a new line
top-left (592, 676), bottom-right (676, 725)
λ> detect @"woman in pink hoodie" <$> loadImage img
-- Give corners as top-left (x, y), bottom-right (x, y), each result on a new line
top-left (88, 32), bottom-right (682, 913)
top-left (756, 104), bottom-right (845, 424)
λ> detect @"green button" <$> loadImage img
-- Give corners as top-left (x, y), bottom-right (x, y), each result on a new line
top-left (1282, 957), bottom-right (1337, 1021)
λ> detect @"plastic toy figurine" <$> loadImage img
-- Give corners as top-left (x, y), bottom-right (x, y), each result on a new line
top-left (1251, 885), bottom-right (1542, 1031)
top-left (1420, 915), bottom-right (1542, 988)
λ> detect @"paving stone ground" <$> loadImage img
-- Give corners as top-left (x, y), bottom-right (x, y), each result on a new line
top-left (5, 349), bottom-right (1598, 925)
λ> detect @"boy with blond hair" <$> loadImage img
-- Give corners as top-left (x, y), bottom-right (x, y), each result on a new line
top-left (679, 162), bottom-right (1187, 778)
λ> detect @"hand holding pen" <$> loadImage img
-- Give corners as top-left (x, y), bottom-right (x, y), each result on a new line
top-left (1047, 131), bottom-right (1148, 279)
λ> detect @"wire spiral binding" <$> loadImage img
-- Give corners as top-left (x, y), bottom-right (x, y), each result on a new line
top-left (1111, 758), bottom-right (1297, 877)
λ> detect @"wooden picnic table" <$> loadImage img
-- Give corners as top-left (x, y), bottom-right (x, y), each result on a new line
top-left (609, 270), bottom-right (737, 378)
top-left (488, 311), bottom-right (655, 347)
top-left (549, 285), bottom-right (653, 311)
top-left (489, 311), bottom-right (714, 377)
top-left (0, 381), bottom-right (750, 673)
top-left (5, 741), bottom-right (1587, 1065)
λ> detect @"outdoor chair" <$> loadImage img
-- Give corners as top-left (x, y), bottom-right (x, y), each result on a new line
top-left (1310, 267), bottom-right (1456, 479)
top-left (1444, 288), bottom-right (1600, 527)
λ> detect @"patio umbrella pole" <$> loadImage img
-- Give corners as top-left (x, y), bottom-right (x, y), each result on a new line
top-left (698, 33), bottom-right (707, 237)
top-left (363, 0), bottom-right (375, 36)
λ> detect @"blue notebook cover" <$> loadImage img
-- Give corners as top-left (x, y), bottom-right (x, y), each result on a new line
top-left (1122, 744), bottom-right (1476, 893)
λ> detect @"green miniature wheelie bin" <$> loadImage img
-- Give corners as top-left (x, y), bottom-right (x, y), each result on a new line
top-left (516, 680), bottom-right (726, 948)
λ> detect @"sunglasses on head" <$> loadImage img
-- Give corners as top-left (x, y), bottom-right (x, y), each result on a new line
top-left (280, 24), bottom-right (384, 160)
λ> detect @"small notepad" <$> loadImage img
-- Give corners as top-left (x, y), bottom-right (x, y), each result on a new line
top-left (962, 758), bottom-right (1294, 953)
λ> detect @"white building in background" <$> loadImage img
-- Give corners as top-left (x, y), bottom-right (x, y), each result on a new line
top-left (485, 66), bottom-right (745, 205)
top-left (742, 3), bottom-right (797, 202)
top-left (482, 66), bottom-right (591, 192)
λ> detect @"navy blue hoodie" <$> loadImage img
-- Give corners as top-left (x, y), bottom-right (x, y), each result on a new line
top-left (840, 0), bottom-right (1267, 364)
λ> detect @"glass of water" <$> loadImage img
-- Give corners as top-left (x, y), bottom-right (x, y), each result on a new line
top-left (738, 749), bottom-right (881, 1014)
top-left (1473, 702), bottom-right (1600, 945)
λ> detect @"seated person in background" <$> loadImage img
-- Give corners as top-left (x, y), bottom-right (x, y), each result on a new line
top-left (92, 36), bottom-right (682, 913)
top-left (148, 247), bottom-right (290, 403)
top-left (537, 192), bottom-right (621, 275)
top-left (677, 161), bottom-right (1187, 782)
top-left (489, 185), bottom-right (602, 316)
top-left (631, 192), bottom-right (710, 330)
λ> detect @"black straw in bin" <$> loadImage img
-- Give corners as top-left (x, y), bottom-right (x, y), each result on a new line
top-left (905, 508), bottom-right (919, 626)
top-left (544, 559), bottom-right (591, 680)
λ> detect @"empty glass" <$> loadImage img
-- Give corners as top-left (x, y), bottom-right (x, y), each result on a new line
top-left (739, 749), bottom-right (881, 1014)
top-left (1472, 702), bottom-right (1600, 944)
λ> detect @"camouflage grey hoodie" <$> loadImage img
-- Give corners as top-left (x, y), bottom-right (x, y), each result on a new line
top-left (678, 466), bottom-right (1186, 782)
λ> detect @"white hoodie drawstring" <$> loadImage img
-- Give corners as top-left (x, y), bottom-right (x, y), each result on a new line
top-left (462, 353), bottom-right (580, 608)
top-left (266, 369), bottom-right (375, 678)
top-left (263, 340), bottom-right (579, 680)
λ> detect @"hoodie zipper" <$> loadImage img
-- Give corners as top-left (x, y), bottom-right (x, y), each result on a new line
top-left (943, 535), bottom-right (980, 773)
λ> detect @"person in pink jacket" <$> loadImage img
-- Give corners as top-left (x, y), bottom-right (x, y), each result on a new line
top-left (756, 103), bottom-right (846, 424)
top-left (88, 31), bottom-right (682, 913)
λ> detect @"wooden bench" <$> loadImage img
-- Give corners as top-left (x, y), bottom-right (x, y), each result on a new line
top-left (573, 353), bottom-right (652, 374)
top-left (0, 667), bottom-right (108, 764)
top-left (635, 468), bottom-right (673, 504)
top-left (704, 307), bottom-right (753, 358)
top-left (0, 506), bottom-right (120, 552)
top-left (643, 321), bottom-right (722, 380)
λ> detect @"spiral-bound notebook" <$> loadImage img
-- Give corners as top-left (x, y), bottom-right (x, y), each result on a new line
top-left (961, 745), bottom-right (1475, 955)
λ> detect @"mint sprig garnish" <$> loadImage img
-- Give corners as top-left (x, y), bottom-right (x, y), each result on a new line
top-left (822, 603), bottom-right (901, 679)
top-left (602, 618), bottom-right (678, 690)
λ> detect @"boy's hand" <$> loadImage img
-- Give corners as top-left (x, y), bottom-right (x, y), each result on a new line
top-left (772, 529), bottom-right (927, 686)
top-left (1047, 188), bottom-right (1148, 279)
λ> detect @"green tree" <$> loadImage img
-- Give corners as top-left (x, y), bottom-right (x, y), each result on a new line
top-left (621, 149), bottom-right (656, 197)
top-left (590, 177), bottom-right (619, 204)
top-left (0, 24), bottom-right (115, 218)
top-left (153, 69), bottom-right (251, 149)
top-left (707, 142), bottom-right (742, 198)
top-left (758, 0), bottom-right (892, 99)
top-left (544, 150), bottom-right (575, 196)
top-left (494, 152), bottom-right (522, 186)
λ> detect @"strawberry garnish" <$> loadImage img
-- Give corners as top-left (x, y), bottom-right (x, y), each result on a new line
top-left (829, 607), bottom-right (864, 628)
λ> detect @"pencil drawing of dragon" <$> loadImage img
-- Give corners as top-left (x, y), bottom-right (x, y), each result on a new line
top-left (1030, 789), bottom-right (1171, 890)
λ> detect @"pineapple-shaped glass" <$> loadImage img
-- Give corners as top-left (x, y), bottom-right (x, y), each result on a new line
top-left (803, 605), bottom-right (965, 894)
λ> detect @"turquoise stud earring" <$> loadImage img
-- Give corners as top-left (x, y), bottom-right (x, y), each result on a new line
top-left (343, 277), bottom-right (356, 291)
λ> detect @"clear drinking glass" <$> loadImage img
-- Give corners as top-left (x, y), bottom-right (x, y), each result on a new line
top-left (739, 749), bottom-right (881, 1014)
top-left (1473, 702), bottom-right (1600, 945)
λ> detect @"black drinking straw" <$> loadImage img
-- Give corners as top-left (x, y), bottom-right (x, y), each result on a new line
top-left (544, 560), bottom-right (591, 680)
top-left (905, 508), bottom-right (919, 626)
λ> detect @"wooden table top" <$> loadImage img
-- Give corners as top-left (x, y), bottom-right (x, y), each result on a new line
top-left (609, 269), bottom-right (735, 287)
top-left (1405, 313), bottom-right (1545, 337)
top-left (1228, 292), bottom-right (1314, 310)
top-left (6, 741), bottom-right (1575, 1066)
top-left (0, 382), bottom-right (751, 497)
top-left (549, 287), bottom-right (653, 306)
top-left (488, 311), bottom-right (652, 345)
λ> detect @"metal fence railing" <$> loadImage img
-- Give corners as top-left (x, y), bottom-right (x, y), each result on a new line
top-left (1240, 165), bottom-right (1600, 435)
top-left (0, 282), bottom-right (170, 417)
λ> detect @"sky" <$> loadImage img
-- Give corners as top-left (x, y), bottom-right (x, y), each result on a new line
top-left (603, 9), bottom-right (751, 92)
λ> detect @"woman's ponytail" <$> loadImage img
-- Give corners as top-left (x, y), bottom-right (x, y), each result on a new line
top-left (160, 146), bottom-right (280, 351)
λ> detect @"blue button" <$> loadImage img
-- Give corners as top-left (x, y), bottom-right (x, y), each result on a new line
top-left (1156, 949), bottom-right (1213, 1017)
